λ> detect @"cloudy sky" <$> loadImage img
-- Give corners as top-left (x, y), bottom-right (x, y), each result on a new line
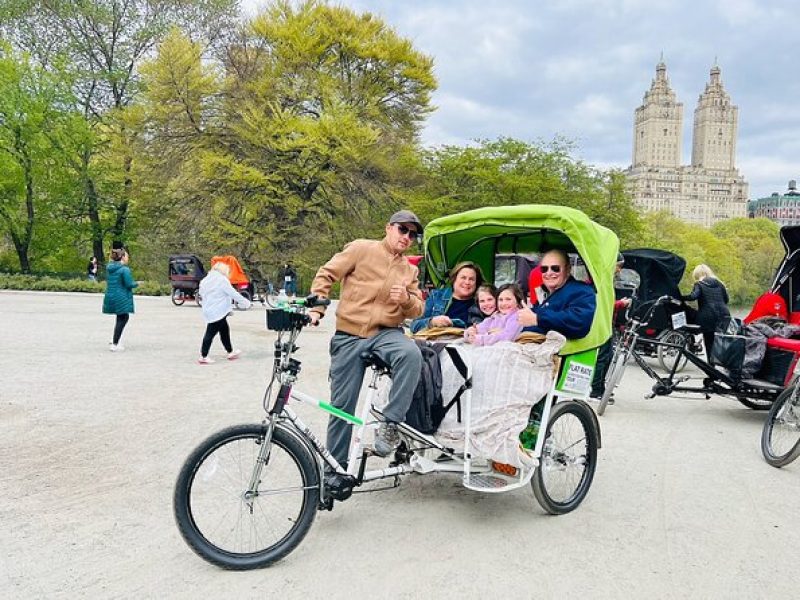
top-left (242, 0), bottom-right (799, 200)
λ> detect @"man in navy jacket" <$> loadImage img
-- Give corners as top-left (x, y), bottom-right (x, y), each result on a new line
top-left (518, 249), bottom-right (596, 338)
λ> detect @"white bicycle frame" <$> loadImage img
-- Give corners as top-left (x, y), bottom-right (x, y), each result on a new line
top-left (277, 347), bottom-right (589, 494)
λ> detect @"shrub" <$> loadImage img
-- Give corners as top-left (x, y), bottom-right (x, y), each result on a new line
top-left (0, 273), bottom-right (170, 295)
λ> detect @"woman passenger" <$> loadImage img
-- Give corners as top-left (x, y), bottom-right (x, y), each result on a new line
top-left (410, 261), bottom-right (484, 333)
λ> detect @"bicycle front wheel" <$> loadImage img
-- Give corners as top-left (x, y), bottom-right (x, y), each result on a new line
top-left (761, 386), bottom-right (800, 468)
top-left (532, 401), bottom-right (598, 514)
top-left (174, 423), bottom-right (320, 569)
top-left (598, 346), bottom-right (628, 416)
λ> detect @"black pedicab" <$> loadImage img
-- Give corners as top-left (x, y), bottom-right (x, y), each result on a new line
top-left (599, 233), bottom-right (800, 416)
top-left (169, 254), bottom-right (206, 306)
top-left (619, 248), bottom-right (702, 371)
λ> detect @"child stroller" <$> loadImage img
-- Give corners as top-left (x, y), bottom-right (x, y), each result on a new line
top-left (210, 255), bottom-right (255, 310)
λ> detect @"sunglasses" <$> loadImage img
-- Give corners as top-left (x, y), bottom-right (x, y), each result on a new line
top-left (540, 264), bottom-right (563, 273)
top-left (395, 224), bottom-right (420, 239)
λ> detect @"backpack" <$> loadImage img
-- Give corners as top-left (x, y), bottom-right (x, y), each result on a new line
top-left (404, 341), bottom-right (471, 434)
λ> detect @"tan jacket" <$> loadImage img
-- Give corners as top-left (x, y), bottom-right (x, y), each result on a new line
top-left (310, 238), bottom-right (424, 338)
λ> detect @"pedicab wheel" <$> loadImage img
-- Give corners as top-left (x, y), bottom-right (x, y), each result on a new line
top-left (656, 330), bottom-right (688, 372)
top-left (174, 424), bottom-right (319, 569)
top-left (532, 401), bottom-right (598, 514)
top-left (171, 289), bottom-right (185, 306)
top-left (761, 386), bottom-right (800, 467)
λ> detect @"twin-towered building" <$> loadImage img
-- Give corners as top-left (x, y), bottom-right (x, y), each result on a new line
top-left (624, 61), bottom-right (748, 226)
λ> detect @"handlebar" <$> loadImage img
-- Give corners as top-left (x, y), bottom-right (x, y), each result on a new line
top-left (266, 295), bottom-right (330, 332)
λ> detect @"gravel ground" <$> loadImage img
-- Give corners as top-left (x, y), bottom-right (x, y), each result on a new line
top-left (1, 290), bottom-right (798, 599)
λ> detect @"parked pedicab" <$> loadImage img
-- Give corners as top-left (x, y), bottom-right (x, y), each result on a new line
top-left (600, 231), bottom-right (800, 417)
top-left (173, 204), bottom-right (617, 569)
top-left (758, 225), bottom-right (800, 467)
top-left (169, 254), bottom-right (206, 306)
top-left (210, 255), bottom-right (255, 309)
top-left (618, 248), bottom-right (702, 372)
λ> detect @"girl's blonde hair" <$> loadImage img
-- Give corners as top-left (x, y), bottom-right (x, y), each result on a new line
top-left (212, 262), bottom-right (231, 277)
top-left (692, 264), bottom-right (719, 282)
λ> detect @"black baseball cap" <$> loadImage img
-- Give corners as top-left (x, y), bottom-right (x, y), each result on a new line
top-left (389, 210), bottom-right (424, 234)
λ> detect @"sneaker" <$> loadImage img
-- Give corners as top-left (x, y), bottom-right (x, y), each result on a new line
top-left (227, 349), bottom-right (242, 361)
top-left (198, 356), bottom-right (215, 365)
top-left (109, 344), bottom-right (125, 352)
top-left (373, 422), bottom-right (400, 457)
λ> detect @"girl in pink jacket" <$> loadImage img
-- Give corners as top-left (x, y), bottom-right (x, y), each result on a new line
top-left (464, 283), bottom-right (525, 346)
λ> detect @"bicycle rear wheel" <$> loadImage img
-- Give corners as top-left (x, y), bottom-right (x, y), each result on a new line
top-left (174, 423), bottom-right (319, 569)
top-left (657, 330), bottom-right (688, 372)
top-left (532, 401), bottom-right (598, 514)
top-left (761, 386), bottom-right (800, 468)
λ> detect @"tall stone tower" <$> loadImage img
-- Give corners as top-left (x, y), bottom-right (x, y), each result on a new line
top-left (625, 61), bottom-right (747, 226)
top-left (691, 65), bottom-right (738, 170)
top-left (632, 61), bottom-right (683, 168)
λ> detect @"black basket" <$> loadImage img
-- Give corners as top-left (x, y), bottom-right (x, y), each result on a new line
top-left (266, 308), bottom-right (306, 331)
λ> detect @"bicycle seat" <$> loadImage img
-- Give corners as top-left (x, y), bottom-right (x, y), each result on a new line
top-left (360, 351), bottom-right (391, 373)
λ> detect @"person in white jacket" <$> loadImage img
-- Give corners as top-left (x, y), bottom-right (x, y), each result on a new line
top-left (198, 262), bottom-right (252, 364)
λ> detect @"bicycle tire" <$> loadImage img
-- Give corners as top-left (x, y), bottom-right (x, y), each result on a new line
top-left (532, 401), bottom-right (598, 514)
top-left (736, 396), bottom-right (774, 411)
top-left (657, 330), bottom-right (688, 373)
top-left (761, 386), bottom-right (800, 467)
top-left (598, 347), bottom-right (628, 416)
top-left (174, 423), bottom-right (319, 569)
top-left (171, 289), bottom-right (185, 306)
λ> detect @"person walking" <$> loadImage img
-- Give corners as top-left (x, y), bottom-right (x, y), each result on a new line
top-left (681, 264), bottom-right (730, 356)
top-left (308, 210), bottom-right (425, 480)
top-left (87, 256), bottom-right (98, 281)
top-left (278, 263), bottom-right (298, 297)
top-left (198, 262), bottom-right (252, 364)
top-left (103, 248), bottom-right (137, 351)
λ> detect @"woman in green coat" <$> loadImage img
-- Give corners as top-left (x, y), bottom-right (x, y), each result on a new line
top-left (103, 248), bottom-right (138, 351)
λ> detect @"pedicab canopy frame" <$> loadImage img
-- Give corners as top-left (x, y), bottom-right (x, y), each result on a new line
top-left (422, 204), bottom-right (619, 355)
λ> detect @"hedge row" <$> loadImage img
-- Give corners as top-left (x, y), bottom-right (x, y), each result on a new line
top-left (0, 274), bottom-right (171, 296)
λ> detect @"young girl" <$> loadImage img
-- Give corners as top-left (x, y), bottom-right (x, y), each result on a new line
top-left (464, 283), bottom-right (524, 346)
top-left (468, 284), bottom-right (497, 325)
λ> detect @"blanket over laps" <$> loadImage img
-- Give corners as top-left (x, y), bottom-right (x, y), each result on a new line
top-left (435, 331), bottom-right (566, 467)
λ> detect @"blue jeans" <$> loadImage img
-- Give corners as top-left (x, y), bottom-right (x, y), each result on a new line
top-left (285, 280), bottom-right (297, 296)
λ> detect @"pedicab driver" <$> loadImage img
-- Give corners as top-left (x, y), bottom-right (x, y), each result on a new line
top-left (518, 249), bottom-right (596, 337)
top-left (308, 210), bottom-right (425, 473)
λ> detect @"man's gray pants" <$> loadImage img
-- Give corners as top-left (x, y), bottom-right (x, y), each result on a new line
top-left (326, 328), bottom-right (422, 467)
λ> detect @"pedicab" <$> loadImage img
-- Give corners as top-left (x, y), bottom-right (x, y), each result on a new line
top-left (619, 248), bottom-right (702, 371)
top-left (173, 204), bottom-right (618, 570)
top-left (210, 255), bottom-right (255, 309)
top-left (600, 227), bottom-right (800, 416)
top-left (168, 254), bottom-right (206, 306)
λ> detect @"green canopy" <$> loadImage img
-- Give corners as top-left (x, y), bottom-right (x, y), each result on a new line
top-left (422, 204), bottom-right (620, 355)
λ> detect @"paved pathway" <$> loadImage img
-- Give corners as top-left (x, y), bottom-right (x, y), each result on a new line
top-left (1, 291), bottom-right (797, 599)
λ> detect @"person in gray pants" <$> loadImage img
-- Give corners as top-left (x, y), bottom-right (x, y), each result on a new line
top-left (309, 210), bottom-right (426, 473)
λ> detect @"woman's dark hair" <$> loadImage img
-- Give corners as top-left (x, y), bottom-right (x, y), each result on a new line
top-left (497, 283), bottom-right (525, 308)
top-left (110, 248), bottom-right (126, 261)
top-left (448, 261), bottom-right (484, 290)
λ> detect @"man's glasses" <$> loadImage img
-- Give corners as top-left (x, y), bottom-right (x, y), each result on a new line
top-left (540, 265), bottom-right (562, 273)
top-left (395, 224), bottom-right (420, 240)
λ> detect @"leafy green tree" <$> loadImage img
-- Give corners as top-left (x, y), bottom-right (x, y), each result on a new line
top-left (0, 44), bottom-right (82, 272)
top-left (402, 137), bottom-right (643, 247)
top-left (0, 0), bottom-right (239, 265)
top-left (138, 0), bottom-right (436, 276)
